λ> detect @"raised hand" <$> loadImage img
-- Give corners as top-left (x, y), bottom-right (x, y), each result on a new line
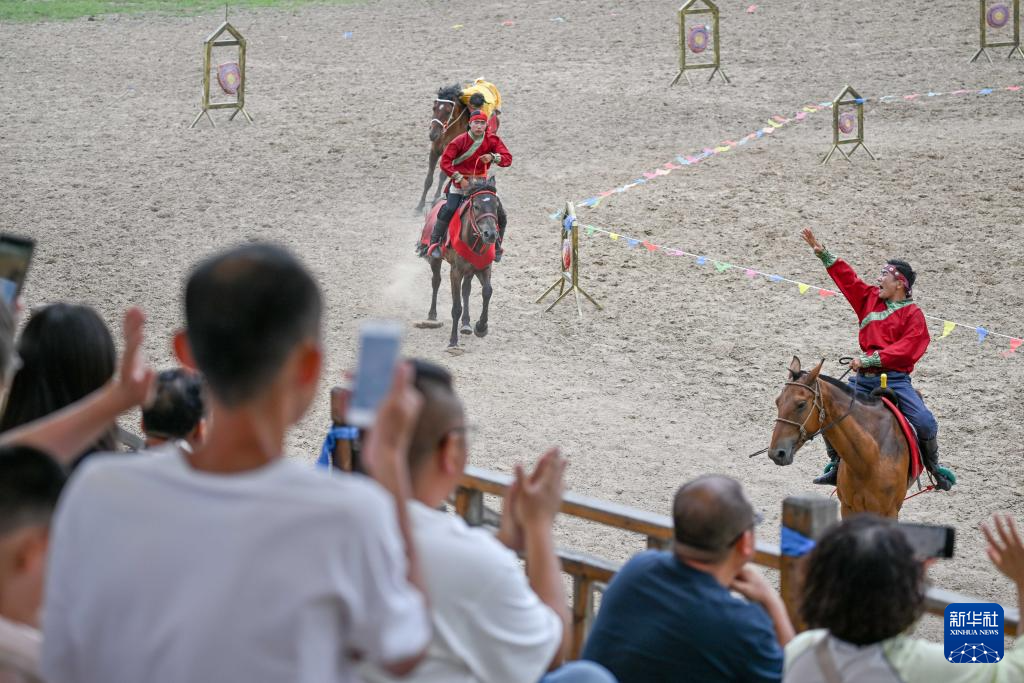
top-left (114, 307), bottom-right (156, 410)
top-left (982, 514), bottom-right (1024, 586)
top-left (801, 228), bottom-right (824, 253)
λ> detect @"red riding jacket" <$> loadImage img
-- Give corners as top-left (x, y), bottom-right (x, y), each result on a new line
top-left (440, 131), bottom-right (512, 187)
top-left (823, 254), bottom-right (930, 374)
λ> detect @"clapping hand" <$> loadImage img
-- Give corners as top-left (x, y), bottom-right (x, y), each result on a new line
top-left (513, 448), bottom-right (566, 529)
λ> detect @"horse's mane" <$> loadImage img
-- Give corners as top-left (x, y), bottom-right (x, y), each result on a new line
top-left (436, 84), bottom-right (463, 103)
top-left (794, 371), bottom-right (881, 405)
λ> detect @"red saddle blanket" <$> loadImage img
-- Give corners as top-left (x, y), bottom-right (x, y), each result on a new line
top-left (420, 200), bottom-right (495, 270)
top-left (878, 396), bottom-right (924, 482)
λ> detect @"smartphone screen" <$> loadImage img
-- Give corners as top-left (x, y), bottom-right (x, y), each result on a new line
top-left (900, 522), bottom-right (956, 559)
top-left (0, 235), bottom-right (35, 305)
top-left (346, 320), bottom-right (402, 428)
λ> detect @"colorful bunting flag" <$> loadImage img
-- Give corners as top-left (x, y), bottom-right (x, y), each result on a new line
top-left (977, 327), bottom-right (989, 343)
top-left (713, 261), bottom-right (731, 272)
top-left (798, 283), bottom-right (810, 294)
top-left (941, 321), bottom-right (956, 338)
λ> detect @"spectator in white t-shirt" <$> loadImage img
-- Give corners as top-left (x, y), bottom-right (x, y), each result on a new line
top-left (41, 244), bottom-right (431, 683)
top-left (0, 445), bottom-right (66, 683)
top-left (361, 360), bottom-right (617, 683)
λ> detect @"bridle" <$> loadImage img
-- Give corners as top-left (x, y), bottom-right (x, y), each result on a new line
top-left (774, 374), bottom-right (858, 450)
top-left (431, 98), bottom-right (465, 135)
top-left (462, 188), bottom-right (499, 253)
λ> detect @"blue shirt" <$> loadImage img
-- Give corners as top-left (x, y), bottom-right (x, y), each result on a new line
top-left (582, 550), bottom-right (783, 683)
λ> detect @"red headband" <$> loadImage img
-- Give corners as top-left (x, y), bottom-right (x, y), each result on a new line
top-left (469, 111), bottom-right (487, 123)
top-left (882, 264), bottom-right (911, 295)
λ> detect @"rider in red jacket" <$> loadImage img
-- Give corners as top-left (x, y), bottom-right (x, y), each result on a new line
top-left (423, 110), bottom-right (512, 260)
top-left (801, 228), bottom-right (954, 490)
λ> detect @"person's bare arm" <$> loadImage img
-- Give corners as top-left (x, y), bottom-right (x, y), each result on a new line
top-left (514, 448), bottom-right (571, 668)
top-left (359, 362), bottom-right (429, 674)
top-left (730, 565), bottom-right (796, 646)
top-left (0, 307), bottom-right (154, 465)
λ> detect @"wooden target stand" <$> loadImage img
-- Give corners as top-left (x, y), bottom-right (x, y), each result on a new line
top-left (536, 202), bottom-right (602, 317)
top-left (971, 0), bottom-right (1024, 62)
top-left (189, 13), bottom-right (253, 129)
top-left (671, 0), bottom-right (729, 86)
top-left (821, 85), bottom-right (876, 165)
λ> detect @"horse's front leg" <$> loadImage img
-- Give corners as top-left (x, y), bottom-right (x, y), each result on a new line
top-left (448, 268), bottom-right (463, 348)
top-left (460, 274), bottom-right (473, 335)
top-left (474, 267), bottom-right (493, 338)
top-left (428, 258), bottom-right (442, 321)
top-left (417, 148), bottom-right (440, 213)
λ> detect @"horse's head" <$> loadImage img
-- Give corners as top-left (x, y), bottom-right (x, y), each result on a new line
top-left (769, 356), bottom-right (825, 466)
top-left (465, 187), bottom-right (499, 245)
top-left (430, 85), bottom-right (462, 142)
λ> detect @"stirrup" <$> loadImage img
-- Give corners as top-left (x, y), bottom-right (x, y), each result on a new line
top-left (429, 245), bottom-right (442, 258)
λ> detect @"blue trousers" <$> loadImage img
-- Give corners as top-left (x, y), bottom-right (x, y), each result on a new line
top-left (540, 661), bottom-right (618, 683)
top-left (848, 372), bottom-right (938, 441)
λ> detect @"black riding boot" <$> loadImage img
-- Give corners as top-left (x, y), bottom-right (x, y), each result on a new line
top-left (494, 208), bottom-right (507, 262)
top-left (920, 437), bottom-right (954, 491)
top-left (812, 441), bottom-right (840, 486)
top-left (428, 206), bottom-right (455, 259)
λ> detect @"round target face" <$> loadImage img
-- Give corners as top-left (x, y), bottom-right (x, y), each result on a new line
top-left (838, 111), bottom-right (856, 134)
top-left (562, 239), bottom-right (572, 272)
top-left (687, 25), bottom-right (710, 54)
top-left (217, 62), bottom-right (242, 95)
top-left (987, 3), bottom-right (1011, 28)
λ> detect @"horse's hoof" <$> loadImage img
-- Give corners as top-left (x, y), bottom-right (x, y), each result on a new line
top-left (460, 324), bottom-right (472, 335)
top-left (414, 320), bottom-right (444, 329)
top-left (445, 346), bottom-right (465, 356)
top-left (474, 322), bottom-right (488, 338)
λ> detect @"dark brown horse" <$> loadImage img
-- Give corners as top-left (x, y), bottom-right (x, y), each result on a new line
top-left (768, 356), bottom-right (914, 519)
top-left (417, 85), bottom-right (468, 213)
top-left (423, 183), bottom-right (501, 349)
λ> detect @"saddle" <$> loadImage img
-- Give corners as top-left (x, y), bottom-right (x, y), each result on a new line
top-left (872, 393), bottom-right (925, 482)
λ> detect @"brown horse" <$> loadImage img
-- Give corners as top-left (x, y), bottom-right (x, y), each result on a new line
top-left (768, 356), bottom-right (914, 519)
top-left (417, 85), bottom-right (468, 213)
top-left (423, 183), bottom-right (501, 348)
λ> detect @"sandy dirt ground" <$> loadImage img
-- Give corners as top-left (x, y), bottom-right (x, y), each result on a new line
top-left (2, 0), bottom-right (1022, 644)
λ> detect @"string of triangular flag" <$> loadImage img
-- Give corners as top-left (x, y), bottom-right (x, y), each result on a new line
top-left (571, 220), bottom-right (1023, 357)
top-left (549, 84), bottom-right (1024, 217)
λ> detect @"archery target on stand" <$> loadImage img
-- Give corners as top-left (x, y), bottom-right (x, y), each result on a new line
top-left (838, 111), bottom-right (857, 135)
top-left (217, 62), bottom-right (242, 95)
top-left (987, 3), bottom-right (1011, 28)
top-left (687, 25), bottom-right (710, 54)
top-left (561, 238), bottom-right (572, 272)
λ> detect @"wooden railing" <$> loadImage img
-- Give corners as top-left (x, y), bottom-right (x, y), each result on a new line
top-left (454, 465), bottom-right (1021, 658)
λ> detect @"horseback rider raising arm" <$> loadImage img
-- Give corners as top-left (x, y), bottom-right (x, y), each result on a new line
top-left (424, 110), bottom-right (512, 261)
top-left (800, 228), bottom-right (954, 491)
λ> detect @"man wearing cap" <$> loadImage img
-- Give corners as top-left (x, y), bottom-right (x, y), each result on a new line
top-left (582, 475), bottom-right (793, 683)
top-left (801, 228), bottom-right (954, 491)
top-left (422, 110), bottom-right (512, 261)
